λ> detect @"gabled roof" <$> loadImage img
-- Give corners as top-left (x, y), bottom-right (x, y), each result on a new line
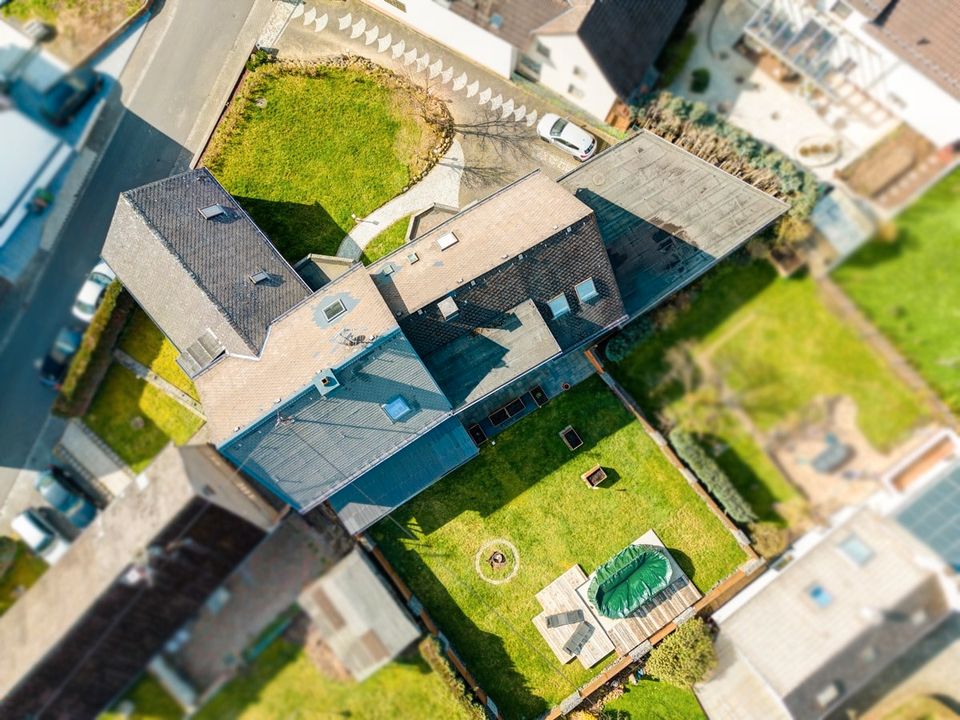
top-left (103, 168), bottom-right (310, 361)
top-left (367, 172), bottom-right (593, 318)
top-left (449, 0), bottom-right (570, 50)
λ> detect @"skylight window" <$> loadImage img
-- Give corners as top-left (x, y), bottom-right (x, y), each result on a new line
top-left (438, 296), bottom-right (459, 320)
top-left (436, 232), bottom-right (459, 250)
top-left (249, 270), bottom-right (270, 284)
top-left (489, 13), bottom-right (503, 29)
top-left (383, 395), bottom-right (412, 421)
top-left (198, 204), bottom-right (227, 220)
top-left (575, 278), bottom-right (599, 303)
top-left (838, 533), bottom-right (874, 566)
top-left (547, 293), bottom-right (570, 318)
top-left (322, 299), bottom-right (347, 322)
top-left (808, 584), bottom-right (833, 608)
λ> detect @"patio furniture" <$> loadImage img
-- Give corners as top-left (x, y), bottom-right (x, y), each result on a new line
top-left (812, 442), bottom-right (853, 473)
top-left (533, 565), bottom-right (615, 668)
top-left (545, 609), bottom-right (584, 629)
top-left (581, 465), bottom-right (607, 489)
top-left (587, 544), bottom-right (673, 620)
top-left (562, 622), bottom-right (594, 656)
top-left (560, 426), bottom-right (583, 451)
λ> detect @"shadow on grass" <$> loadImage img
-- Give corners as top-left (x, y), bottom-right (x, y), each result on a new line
top-left (235, 196), bottom-right (345, 263)
top-left (702, 432), bottom-right (784, 525)
top-left (834, 230), bottom-right (918, 273)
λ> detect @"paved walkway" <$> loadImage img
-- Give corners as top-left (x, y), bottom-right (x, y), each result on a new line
top-left (114, 349), bottom-right (205, 417)
top-left (337, 139), bottom-right (463, 258)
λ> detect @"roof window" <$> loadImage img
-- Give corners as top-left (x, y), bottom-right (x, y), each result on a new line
top-left (249, 270), bottom-right (270, 284)
top-left (383, 395), bottom-right (412, 421)
top-left (436, 232), bottom-right (459, 250)
top-left (407, 252), bottom-right (419, 264)
top-left (575, 278), bottom-right (599, 303)
top-left (438, 296), bottom-right (459, 320)
top-left (322, 299), bottom-right (347, 322)
top-left (808, 584), bottom-right (833, 608)
top-left (489, 13), bottom-right (503, 29)
top-left (837, 533), bottom-right (874, 567)
top-left (198, 204), bottom-right (227, 220)
top-left (547, 293), bottom-right (570, 318)
top-left (815, 682), bottom-right (842, 708)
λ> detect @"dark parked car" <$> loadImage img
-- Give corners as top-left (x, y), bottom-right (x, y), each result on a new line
top-left (35, 470), bottom-right (97, 529)
top-left (47, 464), bottom-right (105, 509)
top-left (40, 68), bottom-right (102, 126)
top-left (37, 325), bottom-right (83, 388)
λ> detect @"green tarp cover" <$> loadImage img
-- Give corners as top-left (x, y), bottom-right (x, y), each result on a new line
top-left (587, 544), bottom-right (672, 619)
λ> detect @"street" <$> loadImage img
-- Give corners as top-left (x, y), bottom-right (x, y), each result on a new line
top-left (0, 0), bottom-right (271, 504)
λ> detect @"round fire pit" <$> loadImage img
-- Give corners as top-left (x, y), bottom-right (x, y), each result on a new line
top-left (489, 551), bottom-right (507, 569)
top-left (475, 539), bottom-right (520, 585)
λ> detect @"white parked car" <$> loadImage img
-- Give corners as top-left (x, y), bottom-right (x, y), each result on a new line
top-left (71, 261), bottom-right (115, 324)
top-left (12, 509), bottom-right (70, 565)
top-left (536, 113), bottom-right (597, 161)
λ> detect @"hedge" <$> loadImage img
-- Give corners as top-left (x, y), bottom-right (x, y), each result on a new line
top-left (644, 617), bottom-right (716, 687)
top-left (418, 637), bottom-right (488, 720)
top-left (669, 428), bottom-right (757, 524)
top-left (53, 281), bottom-right (133, 418)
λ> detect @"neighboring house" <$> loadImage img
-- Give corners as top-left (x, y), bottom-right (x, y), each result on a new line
top-left (742, 0), bottom-right (960, 147)
top-left (696, 505), bottom-right (958, 719)
top-left (361, 0), bottom-right (687, 123)
top-left (102, 131), bottom-right (785, 536)
top-left (0, 446), bottom-right (280, 719)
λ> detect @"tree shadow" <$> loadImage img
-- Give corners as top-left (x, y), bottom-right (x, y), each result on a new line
top-left (234, 196), bottom-right (345, 263)
top-left (833, 229), bottom-right (919, 273)
top-left (701, 432), bottom-right (784, 524)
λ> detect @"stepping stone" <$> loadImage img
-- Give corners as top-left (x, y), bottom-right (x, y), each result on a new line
top-left (440, 66), bottom-right (454, 84)
top-left (478, 87), bottom-right (491, 105)
top-left (338, 13), bottom-right (351, 29)
top-left (489, 93), bottom-right (503, 110)
top-left (513, 104), bottom-right (526, 121)
top-left (415, 53), bottom-right (429, 72)
top-left (428, 59), bottom-right (443, 79)
top-left (452, 72), bottom-right (468, 91)
top-left (391, 40), bottom-right (405, 58)
top-left (315, 13), bottom-right (328, 31)
top-left (377, 33), bottom-right (391, 51)
top-left (303, 7), bottom-right (315, 25)
top-left (501, 98), bottom-right (514, 119)
top-left (526, 109), bottom-right (538, 127)
top-left (364, 26), bottom-right (379, 44)
top-left (291, 4), bottom-right (304, 19)
top-left (403, 48), bottom-right (417, 65)
top-left (350, 18), bottom-right (366, 39)
top-left (465, 80), bottom-right (479, 97)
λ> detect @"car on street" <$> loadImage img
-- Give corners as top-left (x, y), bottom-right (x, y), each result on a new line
top-left (536, 113), bottom-right (597, 161)
top-left (71, 260), bottom-right (115, 324)
top-left (35, 470), bottom-right (97, 529)
top-left (47, 464), bottom-right (105, 509)
top-left (40, 67), bottom-right (103, 126)
top-left (36, 325), bottom-right (83, 388)
top-left (11, 509), bottom-right (70, 565)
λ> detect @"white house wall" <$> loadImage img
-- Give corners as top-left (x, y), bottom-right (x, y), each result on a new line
top-left (361, 0), bottom-right (517, 78)
top-left (532, 33), bottom-right (618, 121)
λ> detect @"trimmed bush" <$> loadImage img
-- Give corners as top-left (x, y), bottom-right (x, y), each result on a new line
top-left (53, 281), bottom-right (133, 418)
top-left (690, 68), bottom-right (710, 93)
top-left (605, 316), bottom-right (654, 362)
top-left (418, 637), bottom-right (487, 720)
top-left (749, 521), bottom-right (790, 559)
top-left (645, 617), bottom-right (716, 687)
top-left (669, 428), bottom-right (757, 524)
top-left (656, 33), bottom-right (696, 88)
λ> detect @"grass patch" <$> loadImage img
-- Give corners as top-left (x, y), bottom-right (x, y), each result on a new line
top-left (104, 639), bottom-right (478, 720)
top-left (119, 309), bottom-right (199, 401)
top-left (204, 63), bottom-right (440, 262)
top-left (834, 168), bottom-right (960, 413)
top-left (0, 540), bottom-right (47, 616)
top-left (604, 680), bottom-right (705, 720)
top-left (372, 377), bottom-right (745, 718)
top-left (360, 215), bottom-right (411, 265)
top-left (83, 364), bottom-right (204, 472)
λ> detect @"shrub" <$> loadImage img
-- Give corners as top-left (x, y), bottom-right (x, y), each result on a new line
top-left (418, 637), bottom-right (487, 720)
top-left (749, 521), bottom-right (790, 559)
top-left (645, 617), bottom-right (716, 687)
top-left (246, 47), bottom-right (272, 72)
top-left (876, 219), bottom-right (898, 243)
top-left (669, 428), bottom-right (757, 524)
top-left (656, 33), bottom-right (697, 88)
top-left (604, 316), bottom-right (654, 362)
top-left (690, 68), bottom-right (711, 93)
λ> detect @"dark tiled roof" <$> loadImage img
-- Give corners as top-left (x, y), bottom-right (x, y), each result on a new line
top-left (120, 168), bottom-right (310, 355)
top-left (577, 0), bottom-right (687, 99)
top-left (449, 0), bottom-right (570, 50)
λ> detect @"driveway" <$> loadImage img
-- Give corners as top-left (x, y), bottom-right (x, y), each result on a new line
top-left (277, 0), bottom-right (581, 205)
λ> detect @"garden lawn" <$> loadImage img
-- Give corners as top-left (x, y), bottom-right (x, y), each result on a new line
top-left (603, 679), bottom-right (705, 720)
top-left (834, 168), bottom-right (960, 413)
top-left (360, 215), bottom-right (411, 265)
top-left (372, 377), bottom-right (746, 719)
top-left (83, 365), bottom-right (204, 472)
top-left (103, 640), bottom-right (476, 720)
top-left (119, 309), bottom-right (198, 401)
top-left (0, 541), bottom-right (46, 616)
top-left (204, 64), bottom-right (435, 261)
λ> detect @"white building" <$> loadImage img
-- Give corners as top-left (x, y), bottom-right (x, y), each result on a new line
top-left (742, 0), bottom-right (960, 147)
top-left (361, 0), bottom-right (686, 123)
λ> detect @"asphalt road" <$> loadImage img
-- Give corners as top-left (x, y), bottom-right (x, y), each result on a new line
top-left (0, 0), bottom-right (264, 499)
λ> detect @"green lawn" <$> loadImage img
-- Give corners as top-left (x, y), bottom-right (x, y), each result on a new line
top-left (119, 309), bottom-right (199, 401)
top-left (611, 261), bottom-right (928, 525)
top-left (0, 540), bottom-right (46, 616)
top-left (83, 365), bottom-right (204, 472)
top-left (372, 377), bottom-right (746, 719)
top-left (360, 215), bottom-right (411, 265)
top-left (834, 168), bottom-right (960, 413)
top-left (204, 64), bottom-right (436, 262)
top-left (603, 679), bottom-right (705, 720)
top-left (103, 640), bottom-right (477, 720)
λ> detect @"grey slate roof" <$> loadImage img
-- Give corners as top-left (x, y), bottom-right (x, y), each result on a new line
top-left (449, 0), bottom-right (570, 50)
top-left (219, 331), bottom-right (454, 511)
top-left (559, 131), bottom-right (787, 318)
top-left (104, 168), bottom-right (310, 361)
top-left (328, 417), bottom-right (478, 534)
